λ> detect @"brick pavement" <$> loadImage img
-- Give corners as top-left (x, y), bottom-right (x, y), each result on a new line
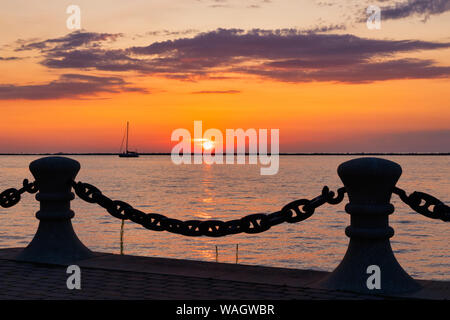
top-left (0, 248), bottom-right (447, 300)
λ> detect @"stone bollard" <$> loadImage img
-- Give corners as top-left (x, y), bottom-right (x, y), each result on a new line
top-left (16, 156), bottom-right (94, 264)
top-left (318, 157), bottom-right (421, 294)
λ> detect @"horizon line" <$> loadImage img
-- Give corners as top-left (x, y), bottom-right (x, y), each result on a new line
top-left (0, 152), bottom-right (449, 156)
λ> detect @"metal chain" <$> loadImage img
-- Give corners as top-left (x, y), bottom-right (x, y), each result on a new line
top-left (71, 180), bottom-right (346, 237)
top-left (393, 187), bottom-right (449, 222)
top-left (0, 179), bottom-right (39, 208)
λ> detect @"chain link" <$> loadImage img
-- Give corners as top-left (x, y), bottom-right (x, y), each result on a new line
top-left (0, 179), bottom-right (38, 208)
top-left (393, 187), bottom-right (449, 222)
top-left (71, 180), bottom-right (346, 237)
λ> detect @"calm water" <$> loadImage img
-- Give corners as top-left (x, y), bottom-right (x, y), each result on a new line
top-left (0, 155), bottom-right (448, 280)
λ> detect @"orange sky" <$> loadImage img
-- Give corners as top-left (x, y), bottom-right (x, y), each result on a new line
top-left (0, 0), bottom-right (449, 153)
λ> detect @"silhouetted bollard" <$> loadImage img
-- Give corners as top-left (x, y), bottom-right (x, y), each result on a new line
top-left (16, 157), bottom-right (93, 264)
top-left (318, 157), bottom-right (421, 294)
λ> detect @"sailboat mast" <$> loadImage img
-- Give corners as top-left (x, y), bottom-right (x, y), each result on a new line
top-left (126, 121), bottom-right (129, 153)
top-left (119, 121), bottom-right (138, 157)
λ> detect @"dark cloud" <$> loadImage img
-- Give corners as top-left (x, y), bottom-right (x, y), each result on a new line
top-left (305, 24), bottom-right (346, 33)
top-left (0, 74), bottom-right (147, 100)
top-left (15, 31), bottom-right (122, 52)
top-left (381, 0), bottom-right (450, 21)
top-left (245, 58), bottom-right (450, 83)
top-left (42, 48), bottom-right (144, 71)
top-left (10, 29), bottom-right (450, 84)
top-left (130, 29), bottom-right (449, 58)
top-left (141, 29), bottom-right (199, 37)
top-left (0, 56), bottom-right (20, 61)
top-left (126, 29), bottom-right (450, 82)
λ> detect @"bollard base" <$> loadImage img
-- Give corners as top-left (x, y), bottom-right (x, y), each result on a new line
top-left (316, 238), bottom-right (422, 294)
top-left (16, 219), bottom-right (94, 265)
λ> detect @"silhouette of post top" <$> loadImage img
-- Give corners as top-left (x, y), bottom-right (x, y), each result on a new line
top-left (31, 156), bottom-right (79, 219)
top-left (339, 157), bottom-right (401, 205)
top-left (318, 157), bottom-right (421, 294)
top-left (16, 156), bottom-right (93, 264)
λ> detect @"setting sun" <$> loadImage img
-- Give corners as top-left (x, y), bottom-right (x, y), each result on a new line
top-left (202, 140), bottom-right (214, 151)
top-left (193, 138), bottom-right (215, 151)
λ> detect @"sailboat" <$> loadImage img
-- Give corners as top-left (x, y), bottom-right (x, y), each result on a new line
top-left (119, 122), bottom-right (139, 158)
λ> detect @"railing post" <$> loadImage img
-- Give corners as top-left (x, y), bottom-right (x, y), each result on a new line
top-left (318, 157), bottom-right (421, 294)
top-left (16, 156), bottom-right (94, 264)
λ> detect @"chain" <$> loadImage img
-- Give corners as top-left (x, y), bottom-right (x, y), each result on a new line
top-left (393, 187), bottom-right (449, 222)
top-left (71, 180), bottom-right (346, 237)
top-left (0, 179), bottom-right (38, 208)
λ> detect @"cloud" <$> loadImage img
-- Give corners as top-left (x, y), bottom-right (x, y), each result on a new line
top-left (11, 29), bottom-right (450, 84)
top-left (126, 29), bottom-right (450, 82)
top-left (42, 48), bottom-right (143, 71)
top-left (244, 58), bottom-right (450, 83)
top-left (15, 31), bottom-right (122, 52)
top-left (380, 0), bottom-right (450, 21)
top-left (0, 74), bottom-right (147, 100)
top-left (305, 24), bottom-right (346, 33)
top-left (140, 29), bottom-right (200, 37)
top-left (130, 28), bottom-right (449, 58)
top-left (0, 56), bottom-right (21, 61)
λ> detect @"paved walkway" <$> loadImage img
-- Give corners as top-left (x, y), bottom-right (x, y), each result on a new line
top-left (0, 248), bottom-right (448, 300)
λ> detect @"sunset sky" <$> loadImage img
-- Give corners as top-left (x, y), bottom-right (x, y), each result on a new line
top-left (0, 0), bottom-right (449, 153)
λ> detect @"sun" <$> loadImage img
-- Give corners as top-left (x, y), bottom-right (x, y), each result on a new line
top-left (202, 140), bottom-right (214, 150)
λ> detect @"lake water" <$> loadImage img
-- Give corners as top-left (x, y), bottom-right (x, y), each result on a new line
top-left (0, 155), bottom-right (448, 280)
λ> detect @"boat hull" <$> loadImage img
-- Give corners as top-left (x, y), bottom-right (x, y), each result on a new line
top-left (119, 153), bottom-right (139, 158)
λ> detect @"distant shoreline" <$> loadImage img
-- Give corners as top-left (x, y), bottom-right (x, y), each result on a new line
top-left (0, 153), bottom-right (449, 156)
